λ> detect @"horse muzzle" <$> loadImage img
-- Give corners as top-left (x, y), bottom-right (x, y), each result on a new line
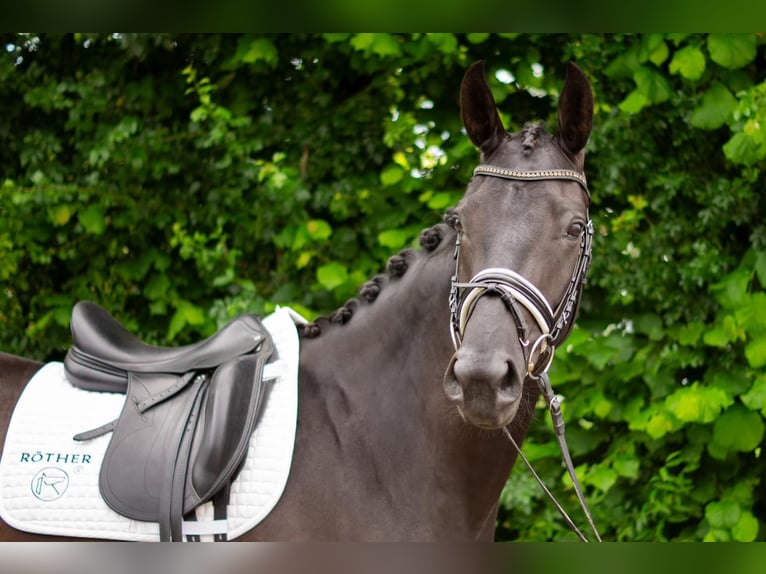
top-left (442, 346), bottom-right (524, 430)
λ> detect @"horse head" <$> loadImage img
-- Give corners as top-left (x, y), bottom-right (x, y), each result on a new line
top-left (443, 61), bottom-right (594, 430)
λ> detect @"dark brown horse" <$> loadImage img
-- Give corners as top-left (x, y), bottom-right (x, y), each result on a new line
top-left (0, 60), bottom-right (594, 541)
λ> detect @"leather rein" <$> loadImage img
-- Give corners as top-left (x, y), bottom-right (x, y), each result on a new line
top-left (449, 164), bottom-right (601, 542)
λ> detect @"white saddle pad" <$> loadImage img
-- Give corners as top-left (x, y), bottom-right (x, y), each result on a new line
top-left (0, 306), bottom-right (301, 541)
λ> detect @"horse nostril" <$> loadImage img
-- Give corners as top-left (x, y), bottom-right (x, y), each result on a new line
top-left (498, 362), bottom-right (514, 393)
top-left (443, 356), bottom-right (464, 403)
top-left (498, 360), bottom-right (526, 395)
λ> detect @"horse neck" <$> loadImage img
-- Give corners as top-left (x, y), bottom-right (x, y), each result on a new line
top-left (297, 235), bottom-right (531, 537)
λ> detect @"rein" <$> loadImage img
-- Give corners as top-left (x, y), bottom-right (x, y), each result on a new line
top-left (449, 164), bottom-right (601, 542)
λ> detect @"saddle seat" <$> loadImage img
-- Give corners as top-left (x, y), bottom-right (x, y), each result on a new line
top-left (63, 300), bottom-right (276, 541)
top-left (65, 300), bottom-right (268, 393)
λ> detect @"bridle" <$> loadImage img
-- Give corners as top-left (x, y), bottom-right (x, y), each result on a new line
top-left (449, 165), bottom-right (594, 373)
top-left (448, 163), bottom-right (601, 542)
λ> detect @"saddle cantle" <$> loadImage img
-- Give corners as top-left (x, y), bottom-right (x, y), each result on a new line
top-left (64, 301), bottom-right (275, 541)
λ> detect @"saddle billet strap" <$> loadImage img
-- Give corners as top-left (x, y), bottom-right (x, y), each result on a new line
top-left (73, 420), bottom-right (116, 442)
top-left (160, 372), bottom-right (209, 541)
top-left (213, 487), bottom-right (229, 542)
top-left (72, 370), bottom-right (200, 442)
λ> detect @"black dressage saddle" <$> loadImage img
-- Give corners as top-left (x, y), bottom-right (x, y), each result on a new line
top-left (64, 301), bottom-right (275, 541)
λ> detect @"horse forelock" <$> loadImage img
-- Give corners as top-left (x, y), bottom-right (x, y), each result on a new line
top-left (519, 121), bottom-right (548, 157)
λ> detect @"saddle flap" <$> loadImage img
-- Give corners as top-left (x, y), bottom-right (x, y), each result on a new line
top-left (98, 371), bottom-right (206, 522)
top-left (187, 349), bottom-right (273, 507)
top-left (94, 334), bottom-right (274, 540)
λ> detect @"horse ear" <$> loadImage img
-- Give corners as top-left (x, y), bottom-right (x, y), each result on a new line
top-left (557, 61), bottom-right (593, 161)
top-left (460, 61), bottom-right (506, 155)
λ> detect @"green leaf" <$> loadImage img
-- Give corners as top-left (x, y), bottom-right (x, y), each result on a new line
top-left (380, 164), bottom-right (404, 186)
top-left (306, 219), bottom-right (332, 241)
top-left (167, 300), bottom-right (207, 340)
top-left (640, 34), bottom-right (669, 66)
top-left (466, 33), bottom-right (489, 44)
top-left (669, 45), bottom-right (706, 81)
top-left (323, 33), bottom-right (350, 43)
top-left (690, 82), bottom-right (737, 130)
top-left (745, 335), bottom-right (766, 368)
top-left (732, 511), bottom-right (759, 542)
top-left (703, 315), bottom-right (744, 347)
top-left (78, 205), bottom-right (105, 235)
top-left (707, 34), bottom-right (757, 70)
top-left (741, 376), bottom-right (766, 416)
top-left (114, 249), bottom-right (160, 281)
top-left (351, 34), bottom-right (402, 57)
top-left (589, 391), bottom-right (614, 418)
top-left (605, 47), bottom-right (641, 79)
top-left (667, 33), bottom-right (692, 46)
top-left (703, 528), bottom-right (731, 541)
top-left (705, 500), bottom-right (741, 528)
top-left (316, 262), bottom-right (348, 291)
top-left (291, 226), bottom-right (310, 251)
top-left (677, 321), bottom-right (705, 346)
top-left (633, 66), bottom-right (674, 104)
top-left (723, 132), bottom-right (762, 165)
top-left (378, 229), bottom-right (410, 250)
top-left (520, 440), bottom-right (561, 462)
top-left (49, 205), bottom-right (72, 226)
top-left (664, 383), bottom-right (733, 424)
top-left (618, 89), bottom-right (649, 115)
top-left (350, 33), bottom-right (375, 51)
top-left (708, 368), bottom-right (752, 396)
top-left (645, 412), bottom-right (675, 439)
top-left (143, 273), bottom-right (171, 300)
top-left (52, 305), bottom-right (71, 327)
top-left (755, 250), bottom-right (766, 287)
top-left (711, 267), bottom-right (750, 308)
top-left (634, 313), bottom-right (663, 341)
top-left (585, 465), bottom-right (618, 492)
top-left (426, 192), bottom-right (456, 210)
top-left (427, 33), bottom-right (458, 55)
top-left (236, 37), bottom-right (278, 67)
top-left (736, 292), bottom-right (766, 332)
top-left (612, 453), bottom-right (640, 479)
top-left (712, 406), bottom-right (765, 453)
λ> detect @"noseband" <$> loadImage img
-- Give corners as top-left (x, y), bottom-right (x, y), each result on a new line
top-left (449, 164), bottom-right (601, 542)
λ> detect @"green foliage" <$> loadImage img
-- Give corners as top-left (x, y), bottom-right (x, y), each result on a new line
top-left (499, 32), bottom-right (766, 542)
top-left (3, 33), bottom-right (766, 541)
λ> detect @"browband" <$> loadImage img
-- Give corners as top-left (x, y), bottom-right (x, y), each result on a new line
top-left (473, 165), bottom-right (589, 201)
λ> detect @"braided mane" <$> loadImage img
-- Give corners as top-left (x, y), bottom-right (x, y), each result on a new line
top-left (298, 217), bottom-right (454, 339)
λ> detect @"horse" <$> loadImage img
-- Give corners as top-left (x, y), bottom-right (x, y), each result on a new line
top-left (0, 59), bottom-right (595, 541)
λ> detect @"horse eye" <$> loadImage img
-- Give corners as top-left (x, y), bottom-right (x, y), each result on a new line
top-left (566, 221), bottom-right (585, 237)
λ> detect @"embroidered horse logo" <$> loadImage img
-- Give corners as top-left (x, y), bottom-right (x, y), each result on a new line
top-left (30, 467), bottom-right (69, 501)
